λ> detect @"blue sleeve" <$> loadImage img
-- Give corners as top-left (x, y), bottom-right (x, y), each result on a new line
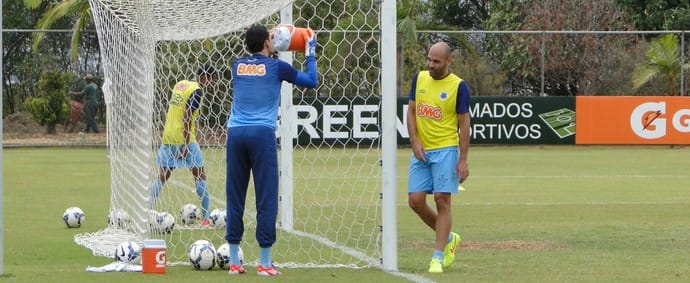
top-left (456, 81), bottom-right (470, 114)
top-left (186, 89), bottom-right (203, 113)
top-left (280, 57), bottom-right (318, 88)
top-left (408, 72), bottom-right (419, 101)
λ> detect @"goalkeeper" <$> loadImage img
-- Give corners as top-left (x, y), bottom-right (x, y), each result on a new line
top-left (225, 24), bottom-right (318, 276)
top-left (150, 64), bottom-right (217, 226)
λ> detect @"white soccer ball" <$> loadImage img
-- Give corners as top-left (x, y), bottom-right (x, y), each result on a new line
top-left (179, 203), bottom-right (199, 225)
top-left (215, 243), bottom-right (243, 270)
top-left (114, 241), bottom-right (141, 264)
top-left (108, 209), bottom-right (131, 229)
top-left (150, 211), bottom-right (175, 234)
top-left (188, 240), bottom-right (216, 270)
top-left (62, 207), bottom-right (85, 228)
top-left (209, 208), bottom-right (227, 227)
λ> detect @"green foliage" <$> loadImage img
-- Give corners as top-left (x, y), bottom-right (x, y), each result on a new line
top-left (484, 0), bottom-right (636, 96)
top-left (455, 55), bottom-right (506, 96)
top-left (632, 34), bottom-right (690, 96)
top-left (29, 0), bottom-right (93, 63)
top-left (23, 71), bottom-right (72, 133)
top-left (616, 0), bottom-right (690, 30)
top-left (431, 0), bottom-right (489, 29)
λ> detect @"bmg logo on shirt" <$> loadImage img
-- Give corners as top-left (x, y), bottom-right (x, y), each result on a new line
top-left (417, 103), bottom-right (442, 120)
top-left (237, 63), bottom-right (266, 76)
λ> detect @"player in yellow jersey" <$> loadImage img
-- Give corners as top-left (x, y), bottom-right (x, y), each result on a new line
top-left (406, 42), bottom-right (470, 273)
top-left (150, 64), bottom-right (217, 226)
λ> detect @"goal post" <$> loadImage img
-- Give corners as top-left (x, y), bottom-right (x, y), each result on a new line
top-left (76, 0), bottom-right (398, 270)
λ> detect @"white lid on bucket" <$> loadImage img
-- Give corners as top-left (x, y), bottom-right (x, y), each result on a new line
top-left (143, 239), bottom-right (166, 248)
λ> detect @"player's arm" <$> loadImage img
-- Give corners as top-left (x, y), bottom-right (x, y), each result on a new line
top-left (456, 81), bottom-right (471, 182)
top-left (407, 72), bottom-right (425, 162)
top-left (282, 34), bottom-right (318, 88)
top-left (181, 89), bottom-right (202, 158)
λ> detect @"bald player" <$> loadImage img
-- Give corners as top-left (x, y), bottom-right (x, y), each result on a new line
top-left (406, 41), bottom-right (471, 273)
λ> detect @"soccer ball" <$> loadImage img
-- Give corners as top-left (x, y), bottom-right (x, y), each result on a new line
top-left (114, 241), bottom-right (141, 264)
top-left (149, 211), bottom-right (175, 234)
top-left (62, 207), bottom-right (85, 228)
top-left (179, 203), bottom-right (199, 225)
top-left (108, 209), bottom-right (131, 229)
top-left (209, 208), bottom-right (226, 227)
top-left (188, 240), bottom-right (216, 270)
top-left (215, 243), bottom-right (243, 270)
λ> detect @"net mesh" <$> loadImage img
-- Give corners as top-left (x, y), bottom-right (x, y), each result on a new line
top-left (77, 0), bottom-right (383, 268)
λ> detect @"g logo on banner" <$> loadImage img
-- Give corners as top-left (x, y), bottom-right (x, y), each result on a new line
top-left (631, 102), bottom-right (690, 139)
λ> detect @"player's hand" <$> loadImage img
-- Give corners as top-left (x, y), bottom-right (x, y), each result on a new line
top-left (457, 160), bottom-right (469, 183)
top-left (305, 32), bottom-right (316, 58)
top-left (410, 139), bottom-right (426, 162)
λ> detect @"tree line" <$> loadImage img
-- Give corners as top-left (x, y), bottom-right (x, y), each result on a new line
top-left (4, 0), bottom-right (690, 132)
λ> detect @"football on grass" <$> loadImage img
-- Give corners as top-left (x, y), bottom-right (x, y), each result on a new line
top-left (114, 241), bottom-right (141, 263)
top-left (150, 211), bottom-right (175, 234)
top-left (209, 208), bottom-right (227, 228)
top-left (215, 243), bottom-right (243, 270)
top-left (189, 240), bottom-right (216, 270)
top-left (179, 203), bottom-right (199, 225)
top-left (63, 207), bottom-right (85, 228)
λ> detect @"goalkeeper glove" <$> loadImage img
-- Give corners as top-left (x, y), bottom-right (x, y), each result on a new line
top-left (305, 33), bottom-right (316, 58)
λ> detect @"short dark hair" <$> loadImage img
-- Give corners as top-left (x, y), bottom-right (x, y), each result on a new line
top-left (197, 64), bottom-right (216, 77)
top-left (245, 24), bottom-right (269, 53)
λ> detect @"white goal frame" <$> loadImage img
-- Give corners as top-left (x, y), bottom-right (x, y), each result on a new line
top-left (76, 0), bottom-right (398, 271)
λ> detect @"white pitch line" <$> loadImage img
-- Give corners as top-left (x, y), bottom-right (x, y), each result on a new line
top-left (458, 201), bottom-right (688, 206)
top-left (393, 201), bottom-right (688, 206)
top-left (440, 174), bottom-right (686, 179)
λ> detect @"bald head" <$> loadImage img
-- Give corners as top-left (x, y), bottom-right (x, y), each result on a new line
top-left (429, 42), bottom-right (452, 59)
top-left (426, 41), bottom-right (452, 79)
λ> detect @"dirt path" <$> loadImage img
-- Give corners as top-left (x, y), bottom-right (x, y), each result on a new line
top-left (3, 112), bottom-right (107, 147)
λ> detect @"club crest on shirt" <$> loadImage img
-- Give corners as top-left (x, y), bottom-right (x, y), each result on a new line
top-left (439, 92), bottom-right (448, 100)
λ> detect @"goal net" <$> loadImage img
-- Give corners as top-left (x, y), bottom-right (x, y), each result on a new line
top-left (76, 0), bottom-right (385, 268)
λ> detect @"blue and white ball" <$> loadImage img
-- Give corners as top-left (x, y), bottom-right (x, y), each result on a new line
top-left (215, 243), bottom-right (243, 270)
top-left (188, 240), bottom-right (216, 270)
top-left (179, 203), bottom-right (199, 225)
top-left (63, 207), bottom-right (85, 228)
top-left (108, 209), bottom-right (132, 229)
top-left (149, 211), bottom-right (175, 234)
top-left (114, 241), bottom-right (141, 263)
top-left (209, 208), bottom-right (226, 228)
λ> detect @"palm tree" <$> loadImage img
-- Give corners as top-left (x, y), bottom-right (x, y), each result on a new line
top-left (632, 34), bottom-right (690, 96)
top-left (25, 0), bottom-right (92, 64)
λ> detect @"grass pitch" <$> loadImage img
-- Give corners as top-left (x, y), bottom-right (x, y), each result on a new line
top-left (3, 146), bottom-right (690, 282)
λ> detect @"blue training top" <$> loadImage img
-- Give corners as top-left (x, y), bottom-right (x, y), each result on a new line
top-left (228, 54), bottom-right (317, 130)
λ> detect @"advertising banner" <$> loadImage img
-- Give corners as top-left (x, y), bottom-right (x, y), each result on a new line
top-left (576, 96), bottom-right (690, 144)
top-left (466, 97), bottom-right (575, 144)
top-left (290, 96), bottom-right (576, 146)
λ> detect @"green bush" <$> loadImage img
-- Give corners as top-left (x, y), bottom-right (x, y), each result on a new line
top-left (23, 71), bottom-right (72, 134)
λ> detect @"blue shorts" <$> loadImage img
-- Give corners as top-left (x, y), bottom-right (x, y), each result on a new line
top-left (408, 147), bottom-right (460, 194)
top-left (156, 142), bottom-right (204, 168)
